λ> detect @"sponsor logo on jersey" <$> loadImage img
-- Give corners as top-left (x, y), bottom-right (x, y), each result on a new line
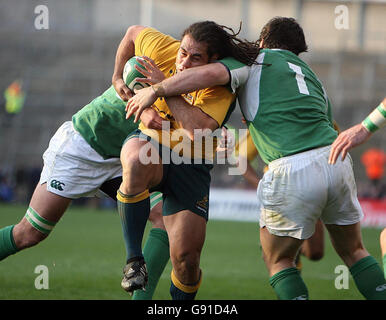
top-left (50, 179), bottom-right (65, 191)
top-left (196, 195), bottom-right (209, 213)
top-left (182, 93), bottom-right (194, 105)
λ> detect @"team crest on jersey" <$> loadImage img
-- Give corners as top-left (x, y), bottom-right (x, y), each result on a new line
top-left (50, 179), bottom-right (65, 191)
top-left (182, 93), bottom-right (194, 105)
top-left (196, 195), bottom-right (209, 212)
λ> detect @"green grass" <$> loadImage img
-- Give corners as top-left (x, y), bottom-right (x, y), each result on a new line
top-left (0, 203), bottom-right (384, 300)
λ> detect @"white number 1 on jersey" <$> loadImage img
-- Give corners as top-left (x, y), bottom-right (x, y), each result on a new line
top-left (288, 62), bottom-right (310, 95)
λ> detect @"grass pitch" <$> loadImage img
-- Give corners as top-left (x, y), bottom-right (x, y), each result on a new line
top-left (0, 203), bottom-right (383, 300)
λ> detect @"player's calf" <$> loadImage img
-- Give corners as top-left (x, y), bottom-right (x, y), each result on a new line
top-left (0, 207), bottom-right (57, 260)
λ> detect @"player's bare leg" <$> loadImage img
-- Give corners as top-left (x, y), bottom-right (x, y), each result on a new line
top-left (326, 222), bottom-right (386, 299)
top-left (164, 210), bottom-right (206, 300)
top-left (13, 183), bottom-right (71, 249)
top-left (118, 137), bottom-right (163, 294)
top-left (295, 219), bottom-right (324, 271)
top-left (260, 226), bottom-right (309, 299)
top-left (380, 228), bottom-right (386, 278)
top-left (260, 227), bottom-right (304, 276)
top-left (300, 219), bottom-right (324, 261)
top-left (0, 183), bottom-right (71, 261)
top-left (325, 223), bottom-right (368, 267)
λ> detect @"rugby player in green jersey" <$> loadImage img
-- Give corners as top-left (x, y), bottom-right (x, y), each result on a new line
top-left (329, 97), bottom-right (386, 279)
top-left (0, 56), bottom-right (169, 298)
top-left (127, 17), bottom-right (386, 300)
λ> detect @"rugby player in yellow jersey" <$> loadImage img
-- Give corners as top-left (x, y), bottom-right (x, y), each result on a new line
top-left (113, 21), bottom-right (259, 298)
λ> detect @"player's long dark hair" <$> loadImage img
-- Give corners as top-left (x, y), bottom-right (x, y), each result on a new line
top-left (182, 21), bottom-right (260, 66)
top-left (258, 17), bottom-right (308, 55)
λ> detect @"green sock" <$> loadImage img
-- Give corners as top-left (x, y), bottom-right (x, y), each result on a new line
top-left (132, 228), bottom-right (170, 300)
top-left (269, 267), bottom-right (309, 300)
top-left (0, 225), bottom-right (18, 261)
top-left (349, 255), bottom-right (386, 300)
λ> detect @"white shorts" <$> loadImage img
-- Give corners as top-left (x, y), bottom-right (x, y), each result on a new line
top-left (39, 121), bottom-right (122, 199)
top-left (257, 145), bottom-right (363, 239)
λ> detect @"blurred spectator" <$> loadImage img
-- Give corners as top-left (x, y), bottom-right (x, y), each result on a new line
top-left (0, 173), bottom-right (13, 202)
top-left (360, 148), bottom-right (386, 199)
top-left (361, 148), bottom-right (385, 184)
top-left (4, 80), bottom-right (25, 115)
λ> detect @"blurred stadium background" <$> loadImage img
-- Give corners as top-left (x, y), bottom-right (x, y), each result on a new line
top-left (0, 0), bottom-right (385, 300)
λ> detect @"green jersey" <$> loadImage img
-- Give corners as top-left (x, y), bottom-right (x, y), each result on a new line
top-left (72, 85), bottom-right (138, 159)
top-left (230, 48), bottom-right (337, 164)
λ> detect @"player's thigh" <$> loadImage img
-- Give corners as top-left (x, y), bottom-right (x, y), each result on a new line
top-left (260, 226), bottom-right (304, 265)
top-left (301, 219), bottom-right (324, 260)
top-left (120, 134), bottom-right (163, 189)
top-left (325, 222), bottom-right (368, 267)
top-left (29, 183), bottom-right (72, 221)
top-left (163, 210), bottom-right (206, 260)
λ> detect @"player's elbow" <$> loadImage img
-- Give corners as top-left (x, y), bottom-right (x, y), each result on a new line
top-left (188, 118), bottom-right (219, 142)
top-left (125, 25), bottom-right (146, 43)
top-left (205, 63), bottom-right (230, 86)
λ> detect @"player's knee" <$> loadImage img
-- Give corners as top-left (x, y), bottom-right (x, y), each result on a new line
top-left (172, 249), bottom-right (200, 275)
top-left (302, 247), bottom-right (324, 261)
top-left (307, 250), bottom-right (324, 261)
top-left (148, 206), bottom-right (165, 229)
top-left (120, 152), bottom-right (153, 194)
top-left (121, 149), bottom-right (142, 175)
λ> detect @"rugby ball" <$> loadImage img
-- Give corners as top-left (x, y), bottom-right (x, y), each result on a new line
top-left (123, 56), bottom-right (150, 92)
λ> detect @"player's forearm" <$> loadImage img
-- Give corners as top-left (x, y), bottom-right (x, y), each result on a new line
top-left (242, 161), bottom-right (260, 188)
top-left (112, 26), bottom-right (144, 83)
top-left (165, 96), bottom-right (218, 140)
top-left (112, 34), bottom-right (134, 82)
top-left (153, 63), bottom-right (229, 98)
top-left (361, 98), bottom-right (386, 133)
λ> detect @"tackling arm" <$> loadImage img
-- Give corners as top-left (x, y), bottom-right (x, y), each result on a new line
top-left (126, 63), bottom-right (230, 121)
top-left (165, 96), bottom-right (219, 141)
top-left (155, 63), bottom-right (230, 96)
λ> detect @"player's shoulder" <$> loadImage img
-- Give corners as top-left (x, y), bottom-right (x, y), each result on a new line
top-left (136, 27), bottom-right (177, 43)
top-left (260, 48), bottom-right (305, 65)
top-left (135, 27), bottom-right (180, 59)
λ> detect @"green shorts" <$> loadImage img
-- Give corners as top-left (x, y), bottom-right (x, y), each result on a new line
top-left (124, 129), bottom-right (213, 220)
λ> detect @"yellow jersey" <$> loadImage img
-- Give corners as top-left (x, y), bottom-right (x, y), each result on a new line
top-left (134, 28), bottom-right (236, 161)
